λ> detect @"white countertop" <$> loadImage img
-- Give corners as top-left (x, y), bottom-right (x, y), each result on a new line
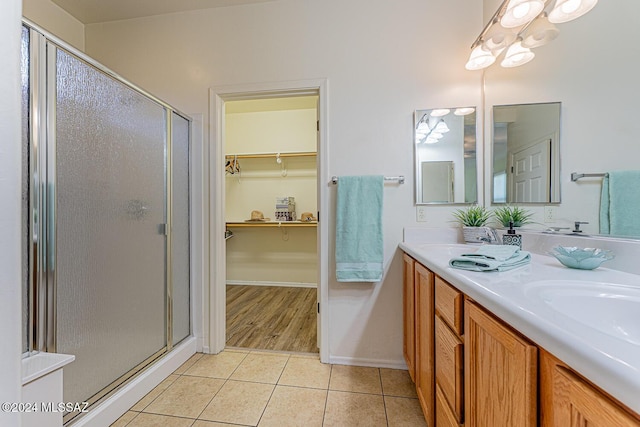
top-left (399, 240), bottom-right (640, 414)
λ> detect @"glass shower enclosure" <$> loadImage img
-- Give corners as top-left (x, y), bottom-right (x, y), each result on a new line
top-left (21, 21), bottom-right (191, 423)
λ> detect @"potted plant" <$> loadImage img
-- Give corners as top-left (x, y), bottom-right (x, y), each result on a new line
top-left (452, 205), bottom-right (493, 243)
top-left (493, 205), bottom-right (533, 228)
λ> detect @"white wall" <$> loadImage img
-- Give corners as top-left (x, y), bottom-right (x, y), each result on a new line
top-left (22, 0), bottom-right (85, 51)
top-left (85, 0), bottom-right (483, 365)
top-left (1, 0), bottom-right (25, 425)
top-left (483, 0), bottom-right (640, 235)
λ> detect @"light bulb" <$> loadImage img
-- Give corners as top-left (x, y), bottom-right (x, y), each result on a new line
top-left (454, 107), bottom-right (475, 116)
top-left (549, 0), bottom-right (598, 23)
top-left (465, 45), bottom-right (496, 71)
top-left (501, 39), bottom-right (535, 68)
top-left (430, 109), bottom-right (451, 117)
top-left (501, 0), bottom-right (545, 28)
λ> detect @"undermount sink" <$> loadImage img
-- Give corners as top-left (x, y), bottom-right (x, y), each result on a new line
top-left (524, 280), bottom-right (640, 345)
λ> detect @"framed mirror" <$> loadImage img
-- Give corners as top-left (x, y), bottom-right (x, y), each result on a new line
top-left (414, 107), bottom-right (478, 205)
top-left (491, 102), bottom-right (561, 204)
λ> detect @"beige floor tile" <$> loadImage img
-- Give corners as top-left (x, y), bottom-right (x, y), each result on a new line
top-left (131, 374), bottom-right (180, 411)
top-left (278, 356), bottom-right (331, 389)
top-left (323, 390), bottom-right (387, 427)
top-left (384, 396), bottom-right (427, 427)
top-left (199, 380), bottom-right (274, 426)
top-left (125, 412), bottom-right (194, 427)
top-left (173, 353), bottom-right (204, 375)
top-left (184, 351), bottom-right (248, 379)
top-left (110, 410), bottom-right (139, 427)
top-left (229, 352), bottom-right (289, 384)
top-left (193, 421), bottom-right (248, 427)
top-left (144, 375), bottom-right (224, 418)
top-left (258, 385), bottom-right (327, 427)
top-left (380, 368), bottom-right (418, 398)
top-left (329, 365), bottom-right (383, 394)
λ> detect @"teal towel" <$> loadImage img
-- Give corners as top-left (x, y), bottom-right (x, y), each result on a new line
top-left (335, 175), bottom-right (384, 282)
top-left (600, 171), bottom-right (640, 237)
top-left (449, 245), bottom-right (531, 272)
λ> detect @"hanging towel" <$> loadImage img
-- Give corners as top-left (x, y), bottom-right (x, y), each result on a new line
top-left (335, 175), bottom-right (384, 282)
top-left (449, 245), bottom-right (531, 272)
top-left (600, 171), bottom-right (640, 237)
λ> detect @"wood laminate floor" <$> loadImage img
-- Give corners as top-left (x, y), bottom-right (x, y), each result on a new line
top-left (226, 285), bottom-right (318, 353)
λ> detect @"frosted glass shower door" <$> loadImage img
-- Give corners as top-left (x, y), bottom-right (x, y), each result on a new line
top-left (54, 47), bottom-right (167, 406)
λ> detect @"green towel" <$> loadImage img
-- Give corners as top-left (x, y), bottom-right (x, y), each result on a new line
top-left (449, 245), bottom-right (531, 272)
top-left (600, 171), bottom-right (640, 237)
top-left (335, 175), bottom-right (384, 282)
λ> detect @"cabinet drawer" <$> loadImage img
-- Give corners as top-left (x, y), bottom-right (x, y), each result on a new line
top-left (435, 315), bottom-right (464, 423)
top-left (435, 276), bottom-right (463, 335)
top-left (436, 385), bottom-right (462, 427)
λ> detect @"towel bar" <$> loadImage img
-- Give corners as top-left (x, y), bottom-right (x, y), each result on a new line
top-left (331, 175), bottom-right (405, 185)
top-left (571, 172), bottom-right (608, 182)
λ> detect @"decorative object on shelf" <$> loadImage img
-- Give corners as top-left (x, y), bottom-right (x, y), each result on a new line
top-left (493, 205), bottom-right (533, 227)
top-left (275, 196), bottom-right (296, 221)
top-left (225, 154), bottom-right (241, 175)
top-left (245, 210), bottom-right (270, 222)
top-left (550, 246), bottom-right (615, 270)
top-left (452, 205), bottom-right (494, 243)
top-left (299, 212), bottom-right (317, 222)
top-left (466, 0), bottom-right (599, 71)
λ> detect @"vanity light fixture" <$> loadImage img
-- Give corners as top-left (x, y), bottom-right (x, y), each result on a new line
top-left (501, 0), bottom-right (545, 28)
top-left (501, 38), bottom-right (535, 67)
top-left (521, 13), bottom-right (559, 48)
top-left (548, 0), bottom-right (598, 23)
top-left (466, 0), bottom-right (598, 70)
top-left (430, 108), bottom-right (451, 117)
top-left (454, 107), bottom-right (475, 116)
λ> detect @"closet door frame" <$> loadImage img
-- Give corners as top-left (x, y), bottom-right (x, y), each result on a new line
top-left (209, 80), bottom-right (329, 362)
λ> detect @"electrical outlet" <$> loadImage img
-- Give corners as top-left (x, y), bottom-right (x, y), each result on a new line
top-left (416, 206), bottom-right (427, 222)
top-left (544, 205), bottom-right (556, 223)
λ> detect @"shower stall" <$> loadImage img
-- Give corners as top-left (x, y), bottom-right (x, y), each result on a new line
top-left (21, 21), bottom-right (191, 424)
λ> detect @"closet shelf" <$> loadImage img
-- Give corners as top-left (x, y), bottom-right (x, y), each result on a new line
top-left (226, 221), bottom-right (317, 228)
top-left (224, 151), bottom-right (316, 159)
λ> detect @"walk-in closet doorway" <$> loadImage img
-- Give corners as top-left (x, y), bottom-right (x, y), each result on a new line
top-left (209, 81), bottom-right (329, 361)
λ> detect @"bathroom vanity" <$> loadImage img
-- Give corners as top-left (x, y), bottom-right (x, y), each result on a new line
top-left (400, 230), bottom-right (640, 426)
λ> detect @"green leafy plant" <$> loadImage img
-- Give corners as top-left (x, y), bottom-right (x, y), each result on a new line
top-left (493, 205), bottom-right (533, 227)
top-left (452, 205), bottom-right (491, 227)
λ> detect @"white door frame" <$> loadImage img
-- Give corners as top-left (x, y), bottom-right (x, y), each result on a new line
top-left (208, 79), bottom-right (329, 362)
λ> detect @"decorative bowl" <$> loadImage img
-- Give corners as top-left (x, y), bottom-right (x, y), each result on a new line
top-left (550, 246), bottom-right (615, 270)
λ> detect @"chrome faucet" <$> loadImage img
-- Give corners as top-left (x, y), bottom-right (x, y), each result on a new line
top-left (478, 227), bottom-right (500, 244)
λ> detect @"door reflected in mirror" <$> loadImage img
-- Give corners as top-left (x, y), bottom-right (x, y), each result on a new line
top-left (414, 107), bottom-right (478, 205)
top-left (492, 102), bottom-right (561, 204)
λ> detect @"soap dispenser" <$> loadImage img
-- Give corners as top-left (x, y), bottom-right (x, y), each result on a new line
top-left (503, 221), bottom-right (522, 249)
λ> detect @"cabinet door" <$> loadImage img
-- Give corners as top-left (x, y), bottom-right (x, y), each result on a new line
top-left (465, 300), bottom-right (537, 427)
top-left (415, 263), bottom-right (435, 427)
top-left (541, 350), bottom-right (640, 427)
top-left (403, 253), bottom-right (416, 382)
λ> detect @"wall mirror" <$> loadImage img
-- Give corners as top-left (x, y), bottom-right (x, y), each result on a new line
top-left (491, 102), bottom-right (561, 204)
top-left (414, 107), bottom-right (478, 205)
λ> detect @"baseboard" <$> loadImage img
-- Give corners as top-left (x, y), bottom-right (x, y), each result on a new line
top-left (226, 280), bottom-right (317, 288)
top-left (69, 337), bottom-right (197, 427)
top-left (328, 355), bottom-right (408, 370)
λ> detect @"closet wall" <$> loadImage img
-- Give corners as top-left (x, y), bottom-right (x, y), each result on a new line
top-left (225, 96), bottom-right (318, 287)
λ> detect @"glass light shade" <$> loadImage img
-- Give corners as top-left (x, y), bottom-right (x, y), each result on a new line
top-left (522, 14), bottom-right (559, 48)
top-left (501, 40), bottom-right (535, 67)
top-left (500, 0), bottom-right (545, 28)
top-left (454, 107), bottom-right (475, 116)
top-left (465, 45), bottom-right (496, 71)
top-left (549, 0), bottom-right (598, 23)
top-left (425, 135), bottom-right (440, 144)
top-left (482, 21), bottom-right (517, 53)
top-left (434, 121), bottom-right (450, 133)
top-left (430, 109), bottom-right (451, 117)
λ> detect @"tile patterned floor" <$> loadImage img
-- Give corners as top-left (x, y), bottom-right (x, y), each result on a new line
top-left (111, 349), bottom-right (426, 427)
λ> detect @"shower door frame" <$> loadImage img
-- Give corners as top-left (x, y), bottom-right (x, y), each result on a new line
top-left (23, 18), bottom-right (194, 422)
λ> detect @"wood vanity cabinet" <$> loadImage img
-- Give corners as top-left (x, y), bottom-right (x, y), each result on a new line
top-left (402, 253), bottom-right (416, 382)
top-left (465, 300), bottom-right (537, 427)
top-left (415, 262), bottom-right (435, 427)
top-left (540, 350), bottom-right (640, 427)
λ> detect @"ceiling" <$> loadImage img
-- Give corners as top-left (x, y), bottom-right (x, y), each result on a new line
top-left (50, 0), bottom-right (276, 24)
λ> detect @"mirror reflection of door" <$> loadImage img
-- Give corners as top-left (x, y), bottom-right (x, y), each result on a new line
top-left (509, 138), bottom-right (551, 203)
top-left (421, 161), bottom-right (454, 203)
